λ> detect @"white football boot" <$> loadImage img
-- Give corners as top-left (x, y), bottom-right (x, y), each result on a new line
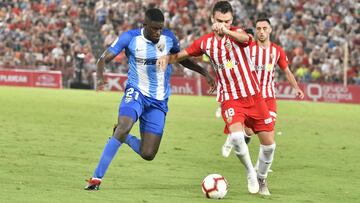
top-left (247, 173), bottom-right (260, 194)
top-left (258, 178), bottom-right (271, 195)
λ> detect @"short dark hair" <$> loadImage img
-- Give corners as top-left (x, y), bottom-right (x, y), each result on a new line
top-left (244, 28), bottom-right (254, 36)
top-left (212, 1), bottom-right (233, 16)
top-left (145, 8), bottom-right (164, 22)
top-left (256, 13), bottom-right (271, 25)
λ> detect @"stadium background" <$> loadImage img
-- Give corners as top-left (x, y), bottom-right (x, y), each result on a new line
top-left (0, 0), bottom-right (359, 88)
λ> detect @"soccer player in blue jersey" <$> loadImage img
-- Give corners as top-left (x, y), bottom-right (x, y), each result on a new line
top-left (85, 8), bottom-right (215, 190)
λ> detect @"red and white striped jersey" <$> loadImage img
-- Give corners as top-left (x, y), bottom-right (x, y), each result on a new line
top-left (249, 41), bottom-right (288, 98)
top-left (185, 27), bottom-right (260, 102)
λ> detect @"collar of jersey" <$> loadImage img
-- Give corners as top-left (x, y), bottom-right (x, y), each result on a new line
top-left (141, 28), bottom-right (156, 44)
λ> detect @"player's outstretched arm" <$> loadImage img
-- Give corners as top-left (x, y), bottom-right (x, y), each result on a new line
top-left (157, 50), bottom-right (190, 70)
top-left (283, 68), bottom-right (304, 99)
top-left (179, 59), bottom-right (216, 94)
top-left (96, 50), bottom-right (117, 91)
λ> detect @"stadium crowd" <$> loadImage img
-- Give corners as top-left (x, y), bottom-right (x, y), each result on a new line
top-left (0, 0), bottom-right (359, 86)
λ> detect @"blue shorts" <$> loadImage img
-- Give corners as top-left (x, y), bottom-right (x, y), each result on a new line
top-left (118, 86), bottom-right (168, 136)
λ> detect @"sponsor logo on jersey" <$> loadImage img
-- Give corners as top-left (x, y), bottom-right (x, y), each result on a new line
top-left (255, 64), bottom-right (274, 71)
top-left (156, 43), bottom-right (165, 52)
top-left (212, 59), bottom-right (238, 70)
top-left (225, 39), bottom-right (232, 50)
top-left (135, 57), bottom-right (158, 65)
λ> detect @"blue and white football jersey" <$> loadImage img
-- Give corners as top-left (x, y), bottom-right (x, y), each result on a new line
top-left (108, 28), bottom-right (180, 100)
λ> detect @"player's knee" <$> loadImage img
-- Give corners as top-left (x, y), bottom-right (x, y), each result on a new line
top-left (262, 143), bottom-right (276, 154)
top-left (260, 143), bottom-right (276, 160)
top-left (231, 132), bottom-right (248, 156)
top-left (140, 151), bottom-right (156, 161)
top-left (258, 131), bottom-right (275, 145)
top-left (113, 124), bottom-right (132, 143)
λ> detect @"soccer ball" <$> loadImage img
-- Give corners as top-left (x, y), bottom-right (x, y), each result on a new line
top-left (201, 174), bottom-right (228, 199)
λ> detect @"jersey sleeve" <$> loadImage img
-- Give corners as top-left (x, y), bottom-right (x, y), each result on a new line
top-left (185, 37), bottom-right (204, 57)
top-left (107, 31), bottom-right (133, 55)
top-left (168, 32), bottom-right (180, 54)
top-left (277, 47), bottom-right (289, 70)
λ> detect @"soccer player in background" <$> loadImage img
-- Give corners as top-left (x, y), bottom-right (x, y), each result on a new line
top-left (247, 15), bottom-right (304, 141)
top-left (157, 1), bottom-right (275, 195)
top-left (85, 8), bottom-right (215, 190)
top-left (226, 15), bottom-right (305, 172)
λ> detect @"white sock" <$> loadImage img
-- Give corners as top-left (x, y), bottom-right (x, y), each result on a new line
top-left (257, 143), bottom-right (276, 179)
top-left (231, 131), bottom-right (256, 175)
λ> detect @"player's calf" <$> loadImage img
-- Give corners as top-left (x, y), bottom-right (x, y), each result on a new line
top-left (244, 134), bottom-right (251, 144)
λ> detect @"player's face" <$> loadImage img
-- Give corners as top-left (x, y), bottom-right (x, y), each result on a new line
top-left (256, 21), bottom-right (272, 42)
top-left (144, 20), bottom-right (164, 44)
top-left (212, 11), bottom-right (233, 30)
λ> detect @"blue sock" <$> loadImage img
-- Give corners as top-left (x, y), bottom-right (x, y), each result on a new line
top-left (125, 134), bottom-right (141, 155)
top-left (93, 136), bottom-right (122, 179)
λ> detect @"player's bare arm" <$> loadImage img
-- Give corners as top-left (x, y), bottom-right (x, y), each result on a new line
top-left (214, 23), bottom-right (250, 43)
top-left (283, 68), bottom-right (304, 99)
top-left (96, 50), bottom-right (117, 91)
top-left (156, 49), bottom-right (190, 69)
top-left (179, 59), bottom-right (216, 94)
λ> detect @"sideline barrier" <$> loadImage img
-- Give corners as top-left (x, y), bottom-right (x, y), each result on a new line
top-left (0, 69), bottom-right (62, 89)
top-left (102, 73), bottom-right (360, 104)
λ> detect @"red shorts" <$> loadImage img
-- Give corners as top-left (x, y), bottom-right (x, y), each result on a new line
top-left (265, 97), bottom-right (277, 122)
top-left (222, 94), bottom-right (274, 134)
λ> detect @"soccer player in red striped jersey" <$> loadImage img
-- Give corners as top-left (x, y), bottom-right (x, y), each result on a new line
top-left (251, 16), bottom-right (304, 120)
top-left (157, 1), bottom-right (276, 195)
top-left (245, 16), bottom-right (305, 174)
top-left (237, 16), bottom-right (304, 188)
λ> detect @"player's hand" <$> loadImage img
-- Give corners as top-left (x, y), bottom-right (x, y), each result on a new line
top-left (156, 55), bottom-right (169, 71)
top-left (206, 74), bottom-right (216, 94)
top-left (212, 23), bottom-right (228, 35)
top-left (96, 78), bottom-right (107, 91)
top-left (296, 88), bottom-right (304, 99)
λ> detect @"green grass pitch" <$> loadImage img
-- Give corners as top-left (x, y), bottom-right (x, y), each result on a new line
top-left (0, 86), bottom-right (359, 202)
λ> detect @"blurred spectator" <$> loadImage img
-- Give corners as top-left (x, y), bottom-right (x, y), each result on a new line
top-left (1, 0), bottom-right (359, 86)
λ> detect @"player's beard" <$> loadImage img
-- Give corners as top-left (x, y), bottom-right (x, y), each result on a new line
top-left (258, 37), bottom-right (268, 43)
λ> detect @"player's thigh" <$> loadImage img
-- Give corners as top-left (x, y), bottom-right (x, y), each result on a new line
top-left (139, 107), bottom-right (166, 136)
top-left (244, 126), bottom-right (255, 136)
top-left (118, 86), bottom-right (144, 123)
top-left (245, 98), bottom-right (274, 134)
top-left (221, 100), bottom-right (246, 134)
top-left (139, 132), bottom-right (162, 159)
top-left (257, 130), bottom-right (275, 145)
top-left (115, 87), bottom-right (144, 141)
top-left (139, 107), bottom-right (165, 156)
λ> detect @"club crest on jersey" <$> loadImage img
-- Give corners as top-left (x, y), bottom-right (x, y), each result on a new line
top-left (225, 39), bottom-right (232, 50)
top-left (271, 53), bottom-right (276, 60)
top-left (156, 43), bottom-right (165, 52)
